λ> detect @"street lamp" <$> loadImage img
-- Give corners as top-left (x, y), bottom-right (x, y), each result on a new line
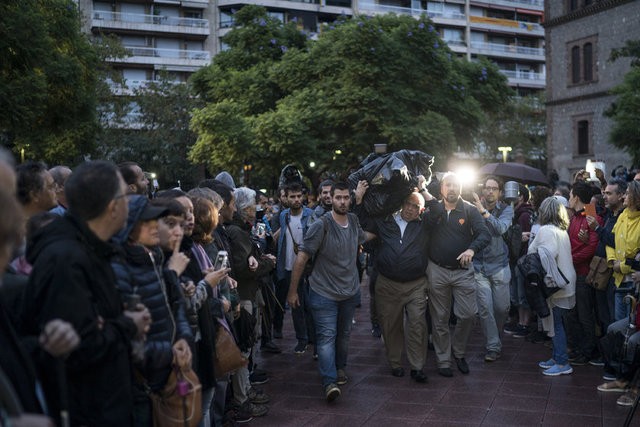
top-left (498, 146), bottom-right (512, 163)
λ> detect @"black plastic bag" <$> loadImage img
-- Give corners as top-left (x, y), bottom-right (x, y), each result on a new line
top-left (347, 149), bottom-right (433, 217)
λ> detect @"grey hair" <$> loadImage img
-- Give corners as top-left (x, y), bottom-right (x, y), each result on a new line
top-left (628, 180), bottom-right (640, 211)
top-left (234, 187), bottom-right (256, 214)
top-left (187, 187), bottom-right (223, 210)
top-left (537, 196), bottom-right (570, 230)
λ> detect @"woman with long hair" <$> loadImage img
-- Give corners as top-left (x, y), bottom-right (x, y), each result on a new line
top-left (528, 197), bottom-right (577, 376)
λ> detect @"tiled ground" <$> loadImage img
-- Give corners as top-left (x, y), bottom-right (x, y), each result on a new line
top-left (251, 276), bottom-right (640, 426)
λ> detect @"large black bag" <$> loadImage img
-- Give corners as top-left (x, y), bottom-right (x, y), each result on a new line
top-left (347, 149), bottom-right (434, 217)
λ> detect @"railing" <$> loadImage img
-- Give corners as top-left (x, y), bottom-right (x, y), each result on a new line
top-left (469, 15), bottom-right (543, 32)
top-left (358, 1), bottom-right (465, 19)
top-left (93, 11), bottom-right (208, 29)
top-left (123, 46), bottom-right (210, 60)
top-left (499, 69), bottom-right (545, 81)
top-left (470, 41), bottom-right (544, 57)
top-left (488, 0), bottom-right (544, 8)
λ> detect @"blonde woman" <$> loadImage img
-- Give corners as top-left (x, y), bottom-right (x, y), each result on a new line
top-left (528, 197), bottom-right (577, 376)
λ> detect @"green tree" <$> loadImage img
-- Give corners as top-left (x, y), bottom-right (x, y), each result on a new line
top-left (96, 75), bottom-right (204, 189)
top-left (0, 0), bottom-right (101, 164)
top-left (606, 40), bottom-right (640, 165)
top-left (189, 7), bottom-right (512, 184)
top-left (475, 94), bottom-right (546, 171)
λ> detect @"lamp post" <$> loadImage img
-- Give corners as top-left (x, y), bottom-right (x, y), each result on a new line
top-left (498, 146), bottom-right (512, 163)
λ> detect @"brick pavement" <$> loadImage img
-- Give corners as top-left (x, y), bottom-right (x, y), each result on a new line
top-left (251, 277), bottom-right (639, 427)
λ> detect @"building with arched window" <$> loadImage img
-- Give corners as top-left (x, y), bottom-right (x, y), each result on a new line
top-left (545, 0), bottom-right (640, 181)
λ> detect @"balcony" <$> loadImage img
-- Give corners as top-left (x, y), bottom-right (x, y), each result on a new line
top-left (499, 69), bottom-right (545, 88)
top-left (472, 0), bottom-right (543, 11)
top-left (357, 1), bottom-right (465, 22)
top-left (217, 0), bottom-right (351, 15)
top-left (153, 0), bottom-right (209, 7)
top-left (92, 11), bottom-right (209, 37)
top-left (113, 46), bottom-right (210, 70)
top-left (469, 15), bottom-right (543, 36)
top-left (107, 79), bottom-right (182, 95)
top-left (470, 41), bottom-right (544, 61)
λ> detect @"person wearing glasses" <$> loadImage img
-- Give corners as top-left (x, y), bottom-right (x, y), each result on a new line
top-left (354, 183), bottom-right (430, 383)
top-left (470, 176), bottom-right (514, 363)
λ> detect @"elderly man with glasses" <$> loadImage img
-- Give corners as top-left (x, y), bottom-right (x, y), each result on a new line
top-left (471, 176), bottom-right (514, 362)
top-left (354, 183), bottom-right (431, 383)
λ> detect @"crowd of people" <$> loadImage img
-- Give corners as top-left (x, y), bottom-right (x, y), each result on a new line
top-left (1, 148), bottom-right (640, 426)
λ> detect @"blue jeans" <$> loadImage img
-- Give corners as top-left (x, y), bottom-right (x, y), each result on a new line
top-left (614, 281), bottom-right (635, 322)
top-left (309, 287), bottom-right (360, 388)
top-left (475, 265), bottom-right (511, 353)
top-left (552, 306), bottom-right (569, 365)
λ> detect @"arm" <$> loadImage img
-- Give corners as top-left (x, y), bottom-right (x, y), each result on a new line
top-left (486, 204), bottom-right (513, 236)
top-left (286, 251), bottom-right (311, 308)
top-left (467, 206), bottom-right (491, 255)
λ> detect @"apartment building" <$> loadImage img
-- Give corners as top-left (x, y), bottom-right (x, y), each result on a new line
top-left (81, 0), bottom-right (545, 96)
top-left (545, 0), bottom-right (640, 182)
top-left (79, 0), bottom-right (214, 91)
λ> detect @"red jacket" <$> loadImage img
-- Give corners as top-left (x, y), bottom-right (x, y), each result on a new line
top-left (568, 209), bottom-right (602, 276)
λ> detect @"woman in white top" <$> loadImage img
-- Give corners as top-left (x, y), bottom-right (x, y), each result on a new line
top-left (528, 197), bottom-right (577, 376)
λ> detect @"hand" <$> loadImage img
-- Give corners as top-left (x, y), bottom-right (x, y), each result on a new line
top-left (167, 244), bottom-right (190, 276)
top-left (172, 338), bottom-right (192, 370)
top-left (287, 290), bottom-right (300, 309)
top-left (595, 168), bottom-right (605, 181)
top-left (39, 320), bottom-right (80, 357)
top-left (355, 180), bottom-right (369, 204)
top-left (181, 281), bottom-right (196, 298)
top-left (613, 261), bottom-right (622, 274)
top-left (124, 305), bottom-right (152, 337)
top-left (248, 256), bottom-right (258, 271)
top-left (632, 271), bottom-right (640, 283)
top-left (262, 254), bottom-right (276, 266)
top-left (521, 231), bottom-right (531, 242)
top-left (417, 174), bottom-right (427, 191)
top-left (585, 215), bottom-right (598, 231)
top-left (472, 193), bottom-right (484, 213)
top-left (221, 298), bottom-right (231, 313)
top-left (203, 267), bottom-right (230, 288)
top-left (226, 276), bottom-right (238, 289)
top-left (456, 249), bottom-right (475, 267)
top-left (578, 228), bottom-right (589, 244)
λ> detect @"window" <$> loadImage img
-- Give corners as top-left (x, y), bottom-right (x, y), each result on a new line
top-left (576, 120), bottom-right (590, 155)
top-left (571, 46), bottom-right (581, 84)
top-left (567, 36), bottom-right (597, 86)
top-left (583, 43), bottom-right (593, 81)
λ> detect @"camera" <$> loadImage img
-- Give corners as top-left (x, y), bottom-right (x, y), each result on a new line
top-left (214, 251), bottom-right (229, 271)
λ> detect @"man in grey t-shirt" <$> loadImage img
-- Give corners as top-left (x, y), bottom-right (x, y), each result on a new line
top-left (287, 182), bottom-right (372, 402)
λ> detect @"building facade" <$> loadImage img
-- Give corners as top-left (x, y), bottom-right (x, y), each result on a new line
top-left (545, 0), bottom-right (640, 182)
top-left (79, 0), bottom-right (546, 95)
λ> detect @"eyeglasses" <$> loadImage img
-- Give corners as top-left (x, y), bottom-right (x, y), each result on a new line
top-left (484, 186), bottom-right (500, 192)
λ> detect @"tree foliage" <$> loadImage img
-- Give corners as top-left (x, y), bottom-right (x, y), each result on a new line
top-left (189, 6), bottom-right (512, 183)
top-left (606, 40), bottom-right (640, 165)
top-left (96, 76), bottom-right (204, 189)
top-left (0, 0), bottom-right (101, 164)
top-left (475, 94), bottom-right (546, 170)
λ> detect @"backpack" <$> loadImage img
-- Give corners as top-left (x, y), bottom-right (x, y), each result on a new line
top-left (503, 223), bottom-right (523, 265)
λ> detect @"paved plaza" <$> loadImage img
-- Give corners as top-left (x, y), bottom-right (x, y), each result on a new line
top-left (252, 274), bottom-right (640, 427)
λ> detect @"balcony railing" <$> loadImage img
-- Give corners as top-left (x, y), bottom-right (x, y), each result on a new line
top-left (499, 69), bottom-right (545, 81)
top-left (123, 46), bottom-right (210, 60)
top-left (93, 11), bottom-right (208, 29)
top-left (469, 15), bottom-right (543, 33)
top-left (358, 2), bottom-right (465, 19)
top-left (482, 0), bottom-right (544, 9)
top-left (470, 41), bottom-right (544, 57)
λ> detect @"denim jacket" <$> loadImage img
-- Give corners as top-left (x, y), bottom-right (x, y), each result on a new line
top-left (276, 207), bottom-right (314, 281)
top-left (473, 201), bottom-right (513, 276)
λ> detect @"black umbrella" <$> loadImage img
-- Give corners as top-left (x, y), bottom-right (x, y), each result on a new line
top-left (479, 162), bottom-right (548, 185)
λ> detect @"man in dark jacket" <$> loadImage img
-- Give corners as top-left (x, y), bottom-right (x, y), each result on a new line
top-left (355, 185), bottom-right (430, 383)
top-left (421, 172), bottom-right (490, 377)
top-left (21, 161), bottom-right (151, 427)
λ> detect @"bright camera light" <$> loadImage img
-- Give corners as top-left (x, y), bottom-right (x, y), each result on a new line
top-left (455, 167), bottom-right (477, 190)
